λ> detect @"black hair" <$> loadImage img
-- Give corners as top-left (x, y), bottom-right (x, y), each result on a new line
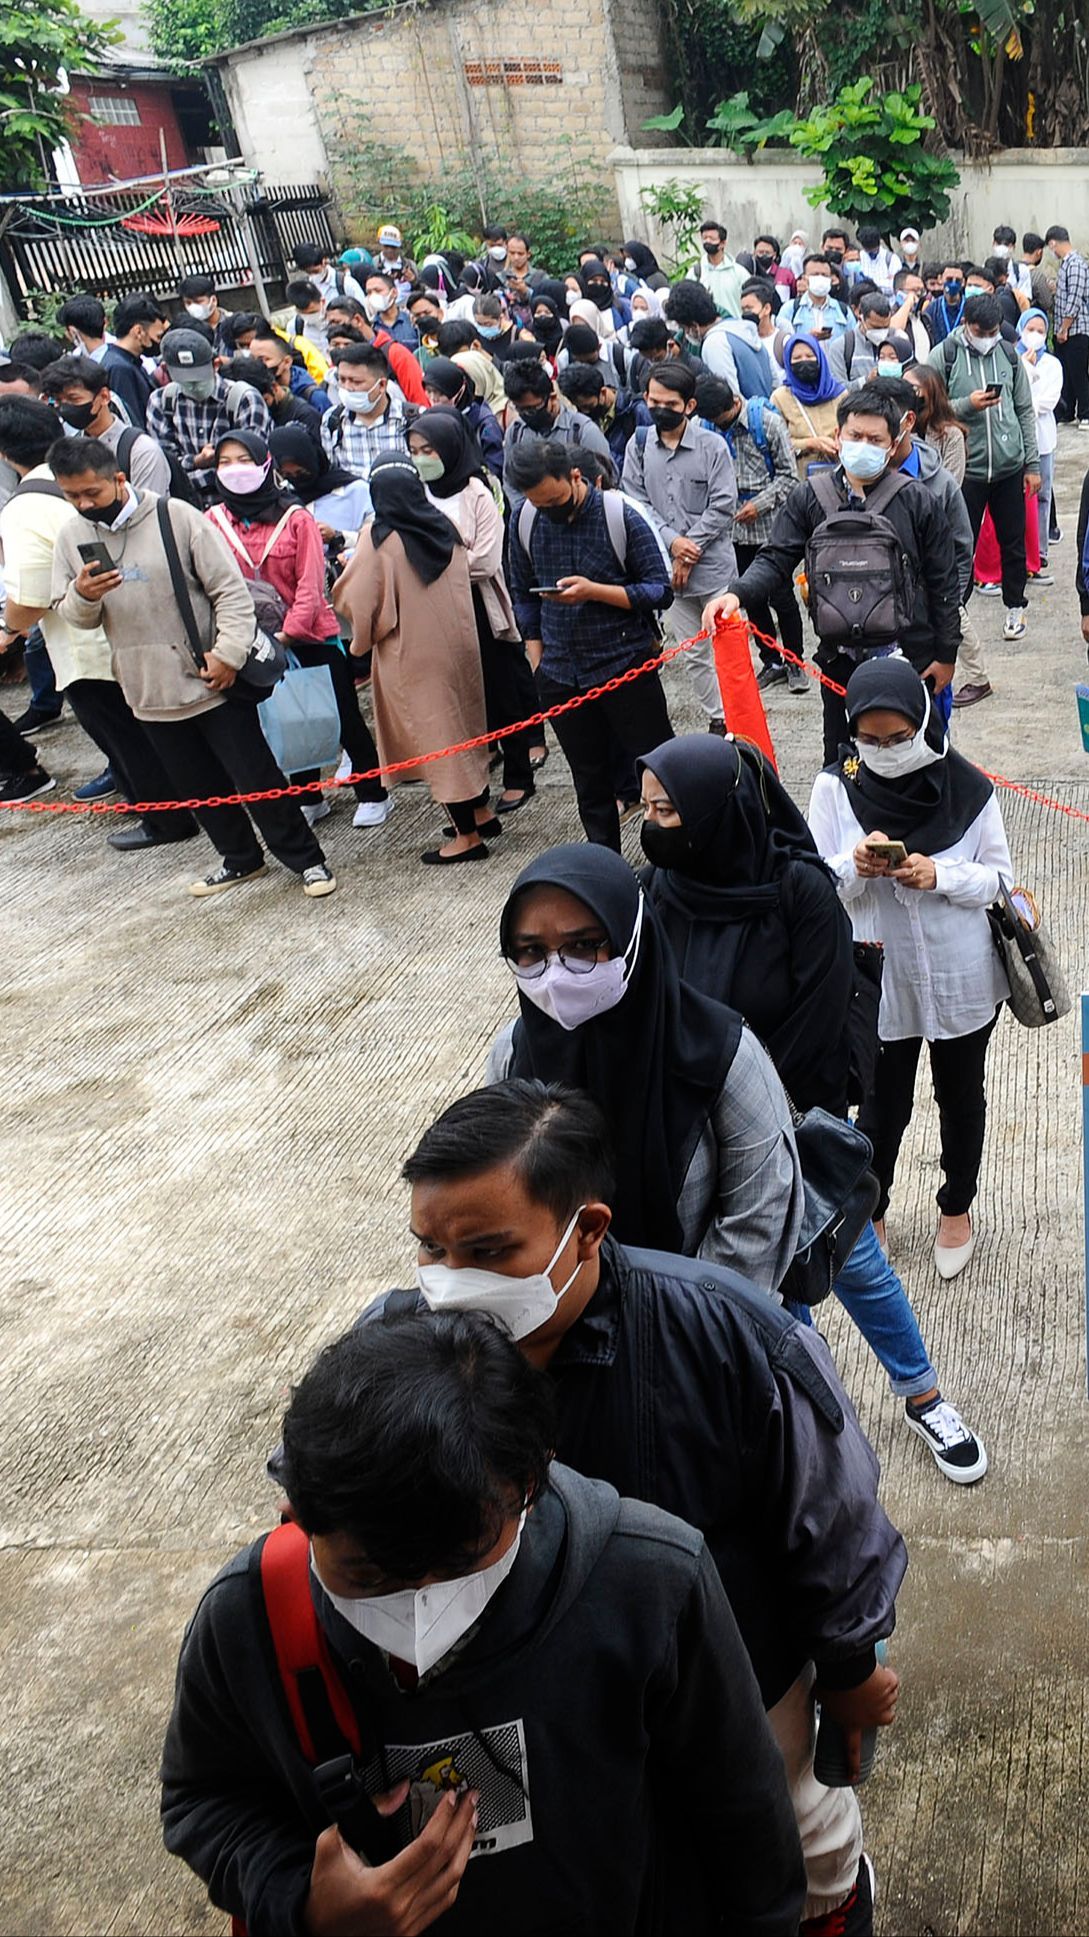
top-left (0, 396), bottom-right (64, 466)
top-left (867, 374), bottom-right (918, 419)
top-left (219, 311), bottom-right (260, 348)
top-left (473, 292), bottom-right (504, 322)
top-left (802, 253), bottom-right (830, 273)
top-left (849, 279), bottom-right (879, 307)
top-left (482, 224), bottom-right (508, 244)
top-left (403, 1079), bottom-right (614, 1216)
top-left (741, 277), bottom-right (776, 308)
top-left (821, 227), bottom-right (850, 245)
top-left (327, 324), bottom-right (367, 348)
top-left (437, 319), bottom-right (479, 356)
top-left (280, 1311), bottom-right (555, 1575)
top-left (992, 224), bottom-right (1016, 247)
top-left (699, 219), bottom-right (728, 241)
top-left (982, 257), bottom-right (1008, 283)
top-left (8, 331), bottom-right (66, 371)
top-left (646, 360), bottom-right (696, 403)
top-left (563, 323), bottom-right (603, 360)
top-left (179, 273), bottom-right (215, 299)
top-left (0, 361), bottom-right (42, 392)
top-left (893, 268), bottom-right (922, 291)
top-left (572, 447), bottom-right (618, 488)
top-left (505, 436), bottom-right (576, 490)
top-left (294, 240), bottom-right (328, 270)
top-left (963, 292), bottom-right (1001, 331)
top-left (507, 232), bottom-right (531, 251)
top-left (365, 269), bottom-right (397, 293)
top-left (859, 293), bottom-right (893, 320)
top-left (39, 353), bottom-right (110, 399)
top-left (1045, 225), bottom-right (1070, 245)
top-left (835, 387), bottom-right (904, 435)
top-left (57, 294), bottom-right (106, 337)
top-left (628, 317), bottom-right (669, 353)
top-left (113, 293), bottom-right (166, 335)
top-left (406, 287), bottom-right (442, 310)
top-left (504, 357), bottom-right (552, 404)
top-left (47, 433), bottom-right (120, 480)
top-left (326, 295), bottom-right (367, 319)
top-left (286, 278), bottom-right (322, 309)
top-left (333, 343), bottom-right (390, 377)
top-left (664, 280), bottom-right (717, 329)
top-left (857, 224), bottom-right (882, 249)
top-left (695, 373), bottom-right (736, 419)
top-left (1023, 232), bottom-right (1044, 255)
top-left (558, 361), bottom-right (606, 403)
top-left (921, 259), bottom-right (943, 282)
top-left (753, 234), bottom-right (780, 255)
top-left (225, 354), bottom-right (275, 397)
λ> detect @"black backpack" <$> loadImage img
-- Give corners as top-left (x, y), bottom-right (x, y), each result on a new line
top-left (115, 425), bottom-right (198, 508)
top-left (804, 469), bottom-right (916, 649)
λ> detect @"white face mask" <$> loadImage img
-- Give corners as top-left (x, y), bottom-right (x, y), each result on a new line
top-left (967, 331), bottom-right (1001, 356)
top-left (992, 243), bottom-right (1010, 260)
top-left (185, 300), bottom-right (215, 321)
top-left (865, 326), bottom-right (890, 344)
top-left (489, 245), bottom-right (509, 262)
top-left (513, 894), bottom-right (644, 1031)
top-left (1023, 329), bottom-right (1046, 353)
top-left (342, 382), bottom-right (385, 413)
top-left (857, 707), bottom-right (944, 779)
top-left (363, 293), bottom-right (388, 321)
top-left (807, 275), bottom-right (832, 298)
top-left (624, 256), bottom-right (638, 274)
top-left (314, 1510), bottom-right (527, 1676)
top-left (417, 1205), bottom-right (585, 1340)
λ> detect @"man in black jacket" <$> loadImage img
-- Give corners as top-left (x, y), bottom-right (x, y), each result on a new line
top-left (395, 1080), bottom-right (907, 1937)
top-left (703, 386), bottom-right (962, 760)
top-left (164, 1312), bottom-right (805, 1937)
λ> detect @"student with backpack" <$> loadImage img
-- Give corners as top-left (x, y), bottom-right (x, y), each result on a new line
top-left (146, 330), bottom-right (272, 507)
top-left (703, 387), bottom-right (962, 762)
top-left (40, 353), bottom-right (173, 497)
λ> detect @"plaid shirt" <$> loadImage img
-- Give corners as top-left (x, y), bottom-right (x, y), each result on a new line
top-left (714, 405), bottom-right (797, 546)
top-left (320, 397), bottom-right (409, 480)
top-left (507, 486), bottom-right (672, 688)
top-left (145, 378), bottom-right (272, 499)
top-left (1056, 249), bottom-right (1089, 335)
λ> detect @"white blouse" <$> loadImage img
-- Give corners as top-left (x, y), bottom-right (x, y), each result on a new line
top-left (807, 770), bottom-right (1012, 1042)
top-left (1023, 348), bottom-right (1063, 458)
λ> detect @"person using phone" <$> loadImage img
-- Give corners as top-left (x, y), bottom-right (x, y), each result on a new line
top-left (808, 657), bottom-right (1013, 1281)
top-left (777, 254), bottom-right (851, 343)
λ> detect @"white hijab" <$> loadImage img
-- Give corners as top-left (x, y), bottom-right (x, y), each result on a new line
top-left (569, 297), bottom-right (617, 342)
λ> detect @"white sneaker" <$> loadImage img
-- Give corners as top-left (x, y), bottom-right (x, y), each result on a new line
top-left (353, 797), bottom-right (394, 828)
top-left (1002, 607), bottom-right (1027, 641)
top-left (334, 751), bottom-right (353, 782)
top-left (303, 800), bottom-right (331, 826)
top-left (905, 1396), bottom-right (988, 1484)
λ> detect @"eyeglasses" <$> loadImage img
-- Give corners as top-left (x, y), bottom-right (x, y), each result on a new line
top-left (854, 728), bottom-right (915, 749)
top-left (505, 938), bottom-right (608, 978)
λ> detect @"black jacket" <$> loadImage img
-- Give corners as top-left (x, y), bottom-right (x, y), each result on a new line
top-left (731, 462), bottom-right (962, 667)
top-left (161, 1465), bottom-right (805, 1937)
top-left (1075, 464), bottom-right (1089, 617)
top-left (102, 342), bottom-right (155, 432)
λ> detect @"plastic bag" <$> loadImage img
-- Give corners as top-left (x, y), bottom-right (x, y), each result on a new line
top-left (259, 655), bottom-right (341, 776)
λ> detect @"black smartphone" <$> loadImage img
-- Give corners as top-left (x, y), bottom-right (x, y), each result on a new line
top-left (530, 584), bottom-right (561, 595)
top-left (77, 541), bottom-right (117, 573)
top-left (984, 382), bottom-right (1002, 399)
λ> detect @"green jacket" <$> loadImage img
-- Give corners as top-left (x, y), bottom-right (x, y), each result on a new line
top-left (927, 329), bottom-right (1039, 482)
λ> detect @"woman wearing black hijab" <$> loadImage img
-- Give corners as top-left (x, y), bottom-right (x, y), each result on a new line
top-left (420, 356), bottom-right (505, 479)
top-left (809, 657), bottom-right (1013, 1281)
top-left (206, 431), bottom-right (390, 827)
top-left (408, 407), bottom-right (538, 816)
top-left (640, 730), bottom-right (988, 1484)
top-left (334, 452), bottom-right (491, 864)
top-left (268, 424), bottom-right (373, 548)
top-left (576, 258), bottom-right (631, 332)
top-left (528, 294), bottom-right (565, 370)
top-left (486, 843), bottom-right (804, 1292)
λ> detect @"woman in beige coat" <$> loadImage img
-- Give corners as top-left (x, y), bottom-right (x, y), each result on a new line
top-left (408, 407), bottom-right (539, 818)
top-left (334, 452), bottom-right (491, 867)
top-left (770, 334), bottom-right (846, 477)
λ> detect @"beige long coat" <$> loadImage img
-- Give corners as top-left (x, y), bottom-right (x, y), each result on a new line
top-left (335, 529), bottom-right (489, 805)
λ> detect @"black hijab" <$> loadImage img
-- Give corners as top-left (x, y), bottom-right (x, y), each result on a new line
top-left (535, 276), bottom-right (570, 314)
top-left (409, 406), bottom-right (486, 499)
top-left (500, 844), bottom-right (742, 1252)
top-left (268, 424), bottom-right (357, 503)
top-left (623, 239), bottom-right (661, 279)
top-left (836, 657), bottom-right (993, 850)
top-left (422, 356), bottom-right (472, 409)
top-left (369, 450), bottom-right (461, 587)
top-left (577, 259), bottom-right (615, 311)
top-left (212, 429), bottom-right (296, 520)
top-left (529, 295), bottom-right (564, 355)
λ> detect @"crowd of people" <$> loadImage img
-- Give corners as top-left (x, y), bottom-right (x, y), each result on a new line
top-left (0, 207), bottom-right (1077, 1936)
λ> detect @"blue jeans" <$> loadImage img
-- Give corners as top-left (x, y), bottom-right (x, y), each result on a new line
top-left (1036, 449), bottom-right (1054, 559)
top-left (792, 1220), bottom-right (938, 1400)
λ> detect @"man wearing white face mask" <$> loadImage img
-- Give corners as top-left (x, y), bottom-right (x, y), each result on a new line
top-left (365, 270), bottom-right (419, 351)
top-left (166, 1312), bottom-right (807, 1936)
top-left (321, 343), bottom-right (409, 483)
top-left (177, 274), bottom-right (230, 353)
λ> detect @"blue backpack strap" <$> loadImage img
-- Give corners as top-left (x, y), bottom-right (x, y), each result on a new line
top-left (635, 425), bottom-right (650, 452)
top-left (745, 398), bottom-right (776, 478)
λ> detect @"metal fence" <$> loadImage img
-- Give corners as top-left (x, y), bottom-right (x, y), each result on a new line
top-left (0, 181), bottom-right (338, 314)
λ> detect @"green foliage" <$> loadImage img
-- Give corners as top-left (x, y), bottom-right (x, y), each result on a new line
top-left (143, 0), bottom-right (219, 69)
top-left (0, 0), bottom-right (121, 191)
top-left (638, 178), bottom-right (705, 276)
top-left (788, 78), bottom-right (961, 228)
top-left (642, 103), bottom-right (687, 134)
top-left (410, 204), bottom-right (477, 265)
top-left (705, 89), bottom-right (797, 149)
top-left (144, 0), bottom-right (382, 61)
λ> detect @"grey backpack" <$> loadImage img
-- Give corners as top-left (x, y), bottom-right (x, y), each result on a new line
top-left (517, 490), bottom-right (629, 570)
top-left (804, 469), bottom-right (916, 649)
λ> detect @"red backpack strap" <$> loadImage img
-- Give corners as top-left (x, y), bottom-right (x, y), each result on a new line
top-left (259, 1521), bottom-right (362, 1760)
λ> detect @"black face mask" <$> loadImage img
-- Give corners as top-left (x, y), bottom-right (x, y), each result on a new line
top-left (640, 819), bottom-right (695, 869)
top-left (703, 241), bottom-right (722, 257)
top-left (532, 317), bottom-right (562, 347)
top-left (59, 399), bottom-right (97, 431)
top-left (87, 492), bottom-right (125, 526)
top-left (543, 493), bottom-right (579, 525)
top-left (791, 361), bottom-right (820, 386)
top-left (649, 404), bottom-right (685, 432)
top-left (586, 282), bottom-right (613, 311)
top-left (825, 249), bottom-right (844, 266)
top-left (754, 253), bottom-right (776, 271)
top-left (519, 405), bottom-right (554, 434)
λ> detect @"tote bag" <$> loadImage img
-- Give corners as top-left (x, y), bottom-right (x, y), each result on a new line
top-left (259, 651), bottom-right (341, 776)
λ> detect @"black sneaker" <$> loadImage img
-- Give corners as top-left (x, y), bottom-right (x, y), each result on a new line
top-left (0, 766), bottom-right (56, 803)
top-left (188, 861), bottom-right (266, 898)
top-left (756, 663), bottom-right (787, 690)
top-left (801, 1855), bottom-right (875, 1936)
top-left (13, 705), bottom-right (64, 735)
top-left (905, 1394), bottom-right (988, 1484)
top-left (1050, 526), bottom-right (1062, 545)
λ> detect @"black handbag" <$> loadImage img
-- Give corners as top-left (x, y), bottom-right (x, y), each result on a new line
top-left (846, 940), bottom-right (885, 1106)
top-left (156, 498), bottom-right (286, 703)
top-left (780, 1105), bottom-right (879, 1308)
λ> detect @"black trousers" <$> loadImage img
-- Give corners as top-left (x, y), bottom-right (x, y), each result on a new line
top-left (735, 542), bottom-right (805, 666)
top-left (142, 701), bottom-right (325, 875)
top-left (288, 638), bottom-right (386, 802)
top-left (815, 651), bottom-right (864, 765)
top-left (1057, 333), bottom-right (1089, 423)
top-left (538, 660), bottom-right (674, 849)
top-left (857, 1008), bottom-right (1001, 1219)
top-left (473, 590), bottom-right (535, 794)
top-left (961, 469), bottom-right (1027, 608)
top-left (0, 704), bottom-right (37, 777)
top-left (66, 679), bottom-right (197, 840)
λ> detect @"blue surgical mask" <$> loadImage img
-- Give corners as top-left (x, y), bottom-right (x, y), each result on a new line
top-left (840, 440), bottom-right (889, 482)
top-left (879, 361), bottom-right (903, 379)
top-left (476, 322), bottom-right (502, 340)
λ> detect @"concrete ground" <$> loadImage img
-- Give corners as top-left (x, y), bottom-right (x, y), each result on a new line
top-left (2, 430), bottom-right (1088, 1937)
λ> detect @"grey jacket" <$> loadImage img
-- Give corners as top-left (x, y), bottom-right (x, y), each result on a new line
top-left (913, 438), bottom-right (975, 598)
top-left (926, 328), bottom-right (1039, 481)
top-left (621, 417), bottom-right (738, 597)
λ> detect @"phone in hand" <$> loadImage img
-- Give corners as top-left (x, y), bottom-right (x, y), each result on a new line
top-left (866, 839), bottom-right (908, 866)
top-left (77, 541), bottom-right (117, 574)
top-left (530, 584), bottom-right (562, 595)
top-left (983, 382), bottom-right (1002, 399)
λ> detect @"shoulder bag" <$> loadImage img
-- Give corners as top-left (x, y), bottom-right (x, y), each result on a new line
top-left (157, 498), bottom-right (286, 703)
top-left (987, 880), bottom-right (1071, 1028)
top-left (780, 1103), bottom-right (879, 1308)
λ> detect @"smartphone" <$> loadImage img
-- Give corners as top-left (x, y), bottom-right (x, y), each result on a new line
top-left (77, 541), bottom-right (117, 573)
top-left (984, 382), bottom-right (1002, 399)
top-left (866, 840), bottom-right (908, 866)
top-left (813, 327), bottom-right (833, 339)
top-left (530, 584), bottom-right (562, 595)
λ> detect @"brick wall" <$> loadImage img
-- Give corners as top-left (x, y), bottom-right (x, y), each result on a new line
top-left (66, 78), bottom-right (189, 184)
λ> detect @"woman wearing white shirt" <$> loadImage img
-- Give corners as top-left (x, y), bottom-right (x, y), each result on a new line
top-left (808, 658), bottom-right (1011, 1281)
top-left (1016, 308), bottom-right (1062, 573)
top-left (407, 407), bottom-right (538, 818)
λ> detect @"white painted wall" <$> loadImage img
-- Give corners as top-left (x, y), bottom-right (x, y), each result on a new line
top-left (611, 145), bottom-right (1089, 264)
top-left (218, 37), bottom-right (330, 183)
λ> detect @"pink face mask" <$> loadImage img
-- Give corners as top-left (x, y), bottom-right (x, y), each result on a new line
top-left (218, 460), bottom-right (269, 494)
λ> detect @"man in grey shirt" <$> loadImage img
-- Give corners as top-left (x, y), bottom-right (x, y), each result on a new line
top-left (502, 356), bottom-right (611, 503)
top-left (621, 361), bottom-right (737, 730)
top-left (40, 354), bottom-right (171, 496)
